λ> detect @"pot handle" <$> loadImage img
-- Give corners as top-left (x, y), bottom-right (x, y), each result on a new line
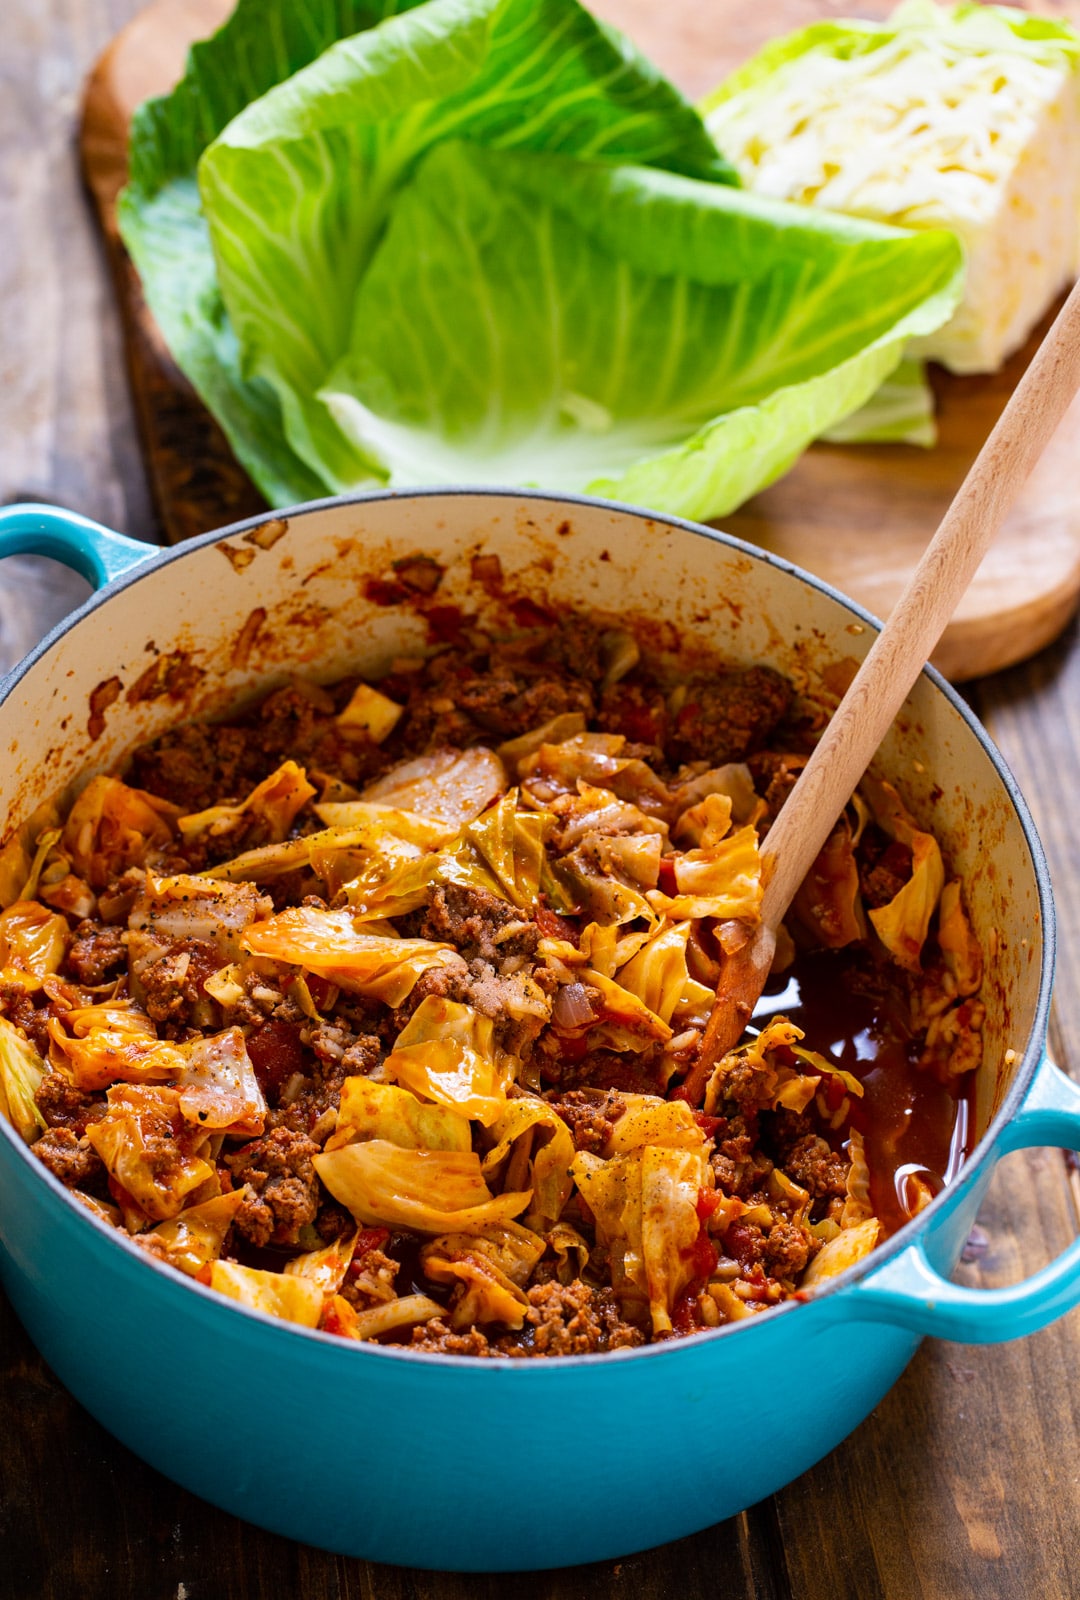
top-left (0, 503), bottom-right (157, 589)
top-left (844, 1055), bottom-right (1080, 1343)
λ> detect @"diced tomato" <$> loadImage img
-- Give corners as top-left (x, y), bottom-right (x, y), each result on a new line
top-left (355, 1227), bottom-right (390, 1259)
top-left (695, 1187), bottom-right (722, 1221)
top-left (724, 1220), bottom-right (762, 1271)
top-left (656, 856), bottom-right (678, 895)
top-left (535, 906), bottom-right (576, 941)
top-left (246, 1019), bottom-right (306, 1099)
top-left (823, 1072), bottom-right (847, 1114)
top-left (693, 1113), bottom-right (722, 1138)
top-left (672, 1224), bottom-right (720, 1334)
top-left (691, 1229), bottom-right (719, 1281)
top-left (555, 1033), bottom-right (590, 1063)
top-left (423, 604), bottom-right (470, 644)
top-left (674, 702), bottom-right (700, 735)
top-left (186, 941), bottom-right (226, 996)
top-left (670, 1085), bottom-right (694, 1105)
top-left (305, 974), bottom-right (337, 1010)
top-left (322, 1305), bottom-right (349, 1336)
top-left (507, 596), bottom-right (556, 628)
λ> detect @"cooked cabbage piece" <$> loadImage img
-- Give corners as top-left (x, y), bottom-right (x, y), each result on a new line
top-left (0, 610), bottom-right (982, 1355)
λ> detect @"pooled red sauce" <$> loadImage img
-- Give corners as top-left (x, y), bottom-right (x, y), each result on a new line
top-left (753, 948), bottom-right (971, 1237)
top-left (246, 1019), bottom-right (306, 1100)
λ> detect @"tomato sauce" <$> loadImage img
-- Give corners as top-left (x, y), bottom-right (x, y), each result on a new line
top-left (752, 948), bottom-right (972, 1236)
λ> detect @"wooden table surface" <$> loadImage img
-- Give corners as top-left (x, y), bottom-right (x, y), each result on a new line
top-left (5, 2), bottom-right (1080, 1596)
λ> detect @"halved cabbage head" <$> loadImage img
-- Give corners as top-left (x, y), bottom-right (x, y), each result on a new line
top-left (702, 1), bottom-right (1080, 375)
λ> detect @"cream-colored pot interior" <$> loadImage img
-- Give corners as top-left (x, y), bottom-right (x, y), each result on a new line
top-left (0, 491), bottom-right (1046, 1144)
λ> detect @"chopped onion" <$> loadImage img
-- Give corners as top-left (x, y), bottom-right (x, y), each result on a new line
top-left (551, 981), bottom-right (597, 1030)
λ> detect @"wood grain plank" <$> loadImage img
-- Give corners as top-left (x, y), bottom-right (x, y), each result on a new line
top-left (972, 626), bottom-right (1080, 1074)
top-left (0, 0), bottom-right (154, 673)
top-left (774, 1144), bottom-right (1080, 1600)
top-left (78, 0), bottom-right (267, 546)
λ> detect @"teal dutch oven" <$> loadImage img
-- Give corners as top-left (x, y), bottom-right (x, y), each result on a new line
top-left (1, 490), bottom-right (1079, 1571)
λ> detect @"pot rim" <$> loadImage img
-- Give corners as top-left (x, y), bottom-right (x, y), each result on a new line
top-left (0, 484), bottom-right (1056, 1369)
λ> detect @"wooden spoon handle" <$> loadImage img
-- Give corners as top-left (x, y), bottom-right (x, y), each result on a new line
top-left (760, 277), bottom-right (1080, 930)
top-left (685, 280), bottom-right (1080, 1100)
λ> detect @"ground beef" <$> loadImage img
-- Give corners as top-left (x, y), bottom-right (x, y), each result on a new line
top-left (137, 938), bottom-right (223, 1025)
top-left (33, 1127), bottom-right (104, 1189)
top-left (861, 858), bottom-right (911, 911)
top-left (711, 1116), bottom-right (771, 1200)
top-left (392, 952), bottom-right (552, 1063)
top-left (225, 1127), bottom-right (321, 1246)
top-left (784, 1134), bottom-right (849, 1201)
top-left (464, 959), bottom-right (554, 1060)
top-left (132, 1232), bottom-right (174, 1266)
top-left (405, 661), bottom-right (594, 747)
top-left (254, 682), bottom-right (337, 751)
top-left (500, 1281), bottom-right (644, 1357)
top-left (597, 681), bottom-right (668, 750)
top-left (666, 666), bottom-right (792, 767)
top-left (413, 883), bottom-right (539, 962)
top-left (408, 1318), bottom-right (496, 1357)
top-left (389, 960), bottom-right (470, 1028)
top-left (340, 1246), bottom-right (400, 1312)
top-left (65, 920), bottom-right (127, 986)
top-left (713, 1058), bottom-right (779, 1115)
top-left (858, 831), bottom-right (913, 910)
top-left (527, 619), bottom-right (606, 684)
top-left (763, 1219), bottom-right (817, 1281)
top-left (466, 671), bottom-right (585, 737)
top-left (96, 867), bottom-right (146, 925)
top-left (763, 1109), bottom-right (815, 1165)
top-left (215, 970), bottom-right (304, 1031)
top-left (722, 1218), bottom-right (767, 1272)
top-left (544, 1088), bottom-right (626, 1154)
top-left (0, 984), bottom-right (54, 1056)
top-left (314, 1200), bottom-right (355, 1242)
top-left (128, 720), bottom-right (263, 813)
top-left (396, 686), bottom-right (477, 752)
top-left (264, 1019), bottom-right (381, 1137)
top-left (35, 1070), bottom-right (104, 1136)
top-left (130, 684), bottom-right (387, 815)
top-left (535, 1041), bottom-right (668, 1098)
top-left (746, 751), bottom-right (805, 826)
top-left (305, 1019), bottom-right (381, 1078)
top-left (256, 685), bottom-right (389, 787)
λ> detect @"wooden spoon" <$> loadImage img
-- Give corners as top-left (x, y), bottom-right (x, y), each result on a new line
top-left (682, 277), bottom-right (1080, 1104)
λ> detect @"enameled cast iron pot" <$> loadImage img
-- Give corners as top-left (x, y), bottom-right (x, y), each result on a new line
top-left (1, 490), bottom-right (1079, 1572)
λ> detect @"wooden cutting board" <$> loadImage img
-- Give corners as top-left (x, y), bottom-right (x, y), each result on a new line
top-left (80, 0), bottom-right (1080, 681)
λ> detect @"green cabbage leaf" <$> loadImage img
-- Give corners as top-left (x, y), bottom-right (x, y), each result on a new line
top-left (120, 0), bottom-right (963, 519)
